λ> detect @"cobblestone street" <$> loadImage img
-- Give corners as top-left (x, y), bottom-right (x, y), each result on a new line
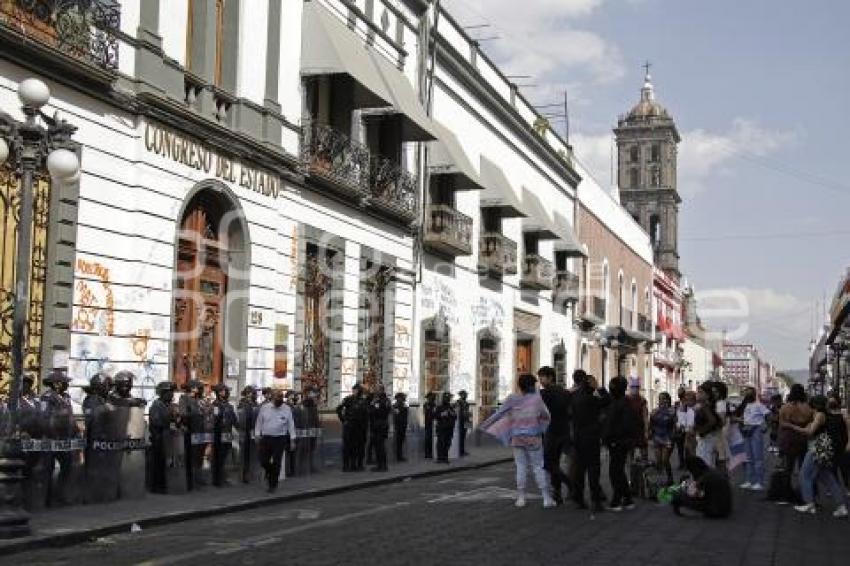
top-left (11, 461), bottom-right (850, 566)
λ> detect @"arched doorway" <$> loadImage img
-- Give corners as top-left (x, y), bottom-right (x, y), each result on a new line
top-left (171, 183), bottom-right (249, 388)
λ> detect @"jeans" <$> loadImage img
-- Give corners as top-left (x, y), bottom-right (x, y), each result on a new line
top-left (800, 450), bottom-right (849, 507)
top-left (743, 429), bottom-right (765, 485)
top-left (513, 444), bottom-right (549, 494)
top-left (696, 432), bottom-right (718, 468)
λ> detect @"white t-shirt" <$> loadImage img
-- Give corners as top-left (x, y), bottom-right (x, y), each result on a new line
top-left (743, 401), bottom-right (771, 427)
top-left (676, 407), bottom-right (695, 430)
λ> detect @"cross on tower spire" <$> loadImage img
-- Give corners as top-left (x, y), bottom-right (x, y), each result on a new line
top-left (643, 60), bottom-right (652, 79)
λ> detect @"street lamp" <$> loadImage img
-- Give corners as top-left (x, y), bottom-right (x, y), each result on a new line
top-left (0, 78), bottom-right (79, 539)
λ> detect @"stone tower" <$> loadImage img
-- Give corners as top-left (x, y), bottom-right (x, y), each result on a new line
top-left (615, 67), bottom-right (681, 278)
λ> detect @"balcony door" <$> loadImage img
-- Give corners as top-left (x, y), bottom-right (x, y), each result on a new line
top-left (172, 194), bottom-right (229, 388)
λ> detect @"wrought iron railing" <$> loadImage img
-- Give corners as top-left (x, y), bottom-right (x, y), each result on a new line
top-left (0, 0), bottom-right (120, 71)
top-left (479, 232), bottom-right (517, 276)
top-left (521, 253), bottom-right (554, 290)
top-left (369, 155), bottom-right (418, 218)
top-left (424, 204), bottom-right (472, 256)
top-left (301, 121), bottom-right (418, 219)
top-left (302, 121), bottom-right (370, 193)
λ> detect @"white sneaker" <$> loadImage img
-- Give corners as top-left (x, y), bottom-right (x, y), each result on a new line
top-left (834, 505), bottom-right (848, 519)
top-left (542, 494), bottom-right (556, 508)
top-left (794, 503), bottom-right (816, 514)
top-left (739, 482), bottom-right (752, 490)
top-left (750, 483), bottom-right (764, 491)
top-left (515, 495), bottom-right (527, 508)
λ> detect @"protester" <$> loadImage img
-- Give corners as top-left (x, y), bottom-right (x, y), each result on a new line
top-left (694, 382), bottom-right (722, 467)
top-left (650, 391), bottom-right (677, 484)
top-left (538, 366), bottom-right (573, 504)
top-left (254, 389), bottom-right (297, 492)
top-left (677, 391), bottom-right (697, 467)
top-left (777, 384), bottom-right (813, 479)
top-left (673, 388), bottom-right (688, 469)
top-left (785, 396), bottom-right (849, 517)
top-left (711, 381), bottom-right (730, 472)
top-left (604, 376), bottom-right (639, 511)
top-left (481, 373), bottom-right (554, 508)
top-left (570, 370), bottom-right (610, 512)
top-left (626, 379), bottom-right (650, 462)
top-left (734, 387), bottom-right (770, 490)
top-left (671, 455), bottom-right (732, 519)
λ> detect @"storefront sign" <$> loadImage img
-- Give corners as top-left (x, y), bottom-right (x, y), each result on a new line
top-left (143, 122), bottom-right (283, 199)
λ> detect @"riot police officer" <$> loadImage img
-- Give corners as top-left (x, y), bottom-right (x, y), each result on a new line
top-left (422, 391), bottom-right (437, 459)
top-left (392, 392), bottom-right (409, 462)
top-left (110, 371), bottom-right (146, 408)
top-left (111, 371), bottom-right (147, 499)
top-left (19, 373), bottom-right (46, 509)
top-left (41, 369), bottom-right (80, 505)
top-left (368, 385), bottom-right (392, 472)
top-left (456, 390), bottom-right (471, 457)
top-left (237, 385), bottom-right (258, 483)
top-left (180, 380), bottom-right (207, 490)
top-left (148, 381), bottom-right (176, 493)
top-left (336, 383), bottom-right (368, 471)
top-left (211, 383), bottom-right (237, 486)
top-left (434, 392), bottom-right (457, 464)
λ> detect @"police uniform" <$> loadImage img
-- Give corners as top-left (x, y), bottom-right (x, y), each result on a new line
top-left (368, 390), bottom-right (392, 471)
top-left (40, 370), bottom-right (79, 505)
top-left (236, 386), bottom-right (258, 483)
top-left (392, 393), bottom-right (409, 462)
top-left (336, 385), bottom-right (369, 471)
top-left (422, 394), bottom-right (437, 459)
top-left (456, 392), bottom-right (471, 457)
top-left (211, 384), bottom-right (237, 486)
top-left (148, 382), bottom-right (176, 493)
top-left (180, 381), bottom-right (206, 490)
top-left (434, 394), bottom-right (457, 463)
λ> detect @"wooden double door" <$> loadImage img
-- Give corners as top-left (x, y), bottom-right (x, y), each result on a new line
top-left (172, 201), bottom-right (228, 388)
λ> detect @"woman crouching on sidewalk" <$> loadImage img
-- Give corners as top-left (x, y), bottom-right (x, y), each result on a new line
top-left (481, 373), bottom-right (555, 508)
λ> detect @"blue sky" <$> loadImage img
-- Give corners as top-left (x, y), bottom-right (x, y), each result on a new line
top-left (443, 0), bottom-right (850, 370)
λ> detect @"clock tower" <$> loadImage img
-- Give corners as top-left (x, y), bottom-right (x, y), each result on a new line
top-left (615, 65), bottom-right (681, 279)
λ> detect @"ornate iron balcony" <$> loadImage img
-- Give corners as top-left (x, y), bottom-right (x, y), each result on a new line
top-left (554, 271), bottom-right (580, 304)
top-left (302, 121), bottom-right (370, 196)
top-left (369, 155), bottom-right (418, 221)
top-left (521, 253), bottom-right (554, 290)
top-left (478, 232), bottom-right (517, 276)
top-left (0, 0), bottom-right (120, 71)
top-left (424, 204), bottom-right (473, 257)
top-left (301, 121), bottom-right (418, 222)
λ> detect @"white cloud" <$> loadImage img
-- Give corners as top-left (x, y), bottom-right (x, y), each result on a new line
top-left (442, 0), bottom-right (625, 86)
top-left (571, 119), bottom-right (796, 197)
top-left (695, 287), bottom-right (812, 370)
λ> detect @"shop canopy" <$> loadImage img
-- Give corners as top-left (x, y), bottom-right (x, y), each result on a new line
top-left (521, 186), bottom-right (586, 257)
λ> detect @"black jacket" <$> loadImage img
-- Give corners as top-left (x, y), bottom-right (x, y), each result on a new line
top-left (540, 385), bottom-right (572, 439)
top-left (571, 385), bottom-right (610, 442)
top-left (392, 401), bottom-right (409, 431)
top-left (435, 403), bottom-right (457, 433)
top-left (337, 394), bottom-right (369, 426)
top-left (603, 396), bottom-right (639, 447)
top-left (368, 395), bottom-right (392, 436)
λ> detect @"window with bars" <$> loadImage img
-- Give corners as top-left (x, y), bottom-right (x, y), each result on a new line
top-left (300, 243), bottom-right (334, 407)
top-left (359, 263), bottom-right (392, 390)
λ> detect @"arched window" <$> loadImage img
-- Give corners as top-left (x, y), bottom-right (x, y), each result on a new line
top-left (602, 260), bottom-right (610, 323)
top-left (631, 281), bottom-right (638, 330)
top-left (618, 272), bottom-right (624, 326)
top-left (629, 168), bottom-right (639, 188)
top-left (649, 215), bottom-right (661, 249)
top-left (629, 146), bottom-right (639, 162)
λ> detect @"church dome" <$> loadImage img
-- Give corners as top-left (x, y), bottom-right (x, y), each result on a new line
top-left (625, 72), bottom-right (671, 121)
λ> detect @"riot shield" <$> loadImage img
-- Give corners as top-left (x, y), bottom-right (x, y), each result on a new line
top-left (165, 426), bottom-right (188, 494)
top-left (86, 402), bottom-right (121, 503)
top-left (44, 403), bottom-right (83, 506)
top-left (118, 405), bottom-right (148, 499)
top-left (19, 402), bottom-right (48, 511)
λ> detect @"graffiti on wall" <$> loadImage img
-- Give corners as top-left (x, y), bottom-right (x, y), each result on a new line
top-left (419, 281), bottom-right (459, 326)
top-left (72, 258), bottom-right (115, 335)
top-left (471, 297), bottom-right (504, 329)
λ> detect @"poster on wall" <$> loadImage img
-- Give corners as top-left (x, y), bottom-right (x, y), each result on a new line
top-left (274, 324), bottom-right (289, 380)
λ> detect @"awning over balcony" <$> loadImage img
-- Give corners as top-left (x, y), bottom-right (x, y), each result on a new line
top-left (479, 156), bottom-right (526, 217)
top-left (301, 2), bottom-right (392, 108)
top-left (369, 51), bottom-right (440, 142)
top-left (520, 186), bottom-right (586, 257)
top-left (428, 121), bottom-right (485, 191)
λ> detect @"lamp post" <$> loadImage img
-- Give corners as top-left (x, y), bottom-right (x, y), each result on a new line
top-left (0, 78), bottom-right (80, 539)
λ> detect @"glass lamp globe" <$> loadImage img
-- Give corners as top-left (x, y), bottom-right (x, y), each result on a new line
top-left (0, 137), bottom-right (8, 165)
top-left (18, 78), bottom-right (50, 109)
top-left (46, 149), bottom-right (80, 180)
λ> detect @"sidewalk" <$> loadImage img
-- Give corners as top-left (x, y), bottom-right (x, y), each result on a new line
top-left (0, 445), bottom-right (511, 555)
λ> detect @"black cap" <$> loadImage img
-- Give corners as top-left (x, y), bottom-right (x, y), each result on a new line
top-left (394, 392), bottom-right (407, 400)
top-left (113, 370), bottom-right (135, 384)
top-left (43, 369), bottom-right (70, 384)
top-left (241, 385), bottom-right (257, 396)
top-left (212, 383), bottom-right (230, 393)
top-left (155, 381), bottom-right (176, 394)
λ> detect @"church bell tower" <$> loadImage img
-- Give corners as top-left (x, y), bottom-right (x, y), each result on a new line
top-left (615, 64), bottom-right (682, 279)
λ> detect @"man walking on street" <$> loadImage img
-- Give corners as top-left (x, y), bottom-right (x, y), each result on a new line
top-left (570, 370), bottom-right (610, 512)
top-left (538, 366), bottom-right (573, 505)
top-left (456, 390), bottom-right (471, 457)
top-left (254, 389), bottom-right (296, 492)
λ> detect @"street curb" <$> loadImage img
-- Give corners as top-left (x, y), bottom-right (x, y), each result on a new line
top-left (0, 456), bottom-right (512, 556)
